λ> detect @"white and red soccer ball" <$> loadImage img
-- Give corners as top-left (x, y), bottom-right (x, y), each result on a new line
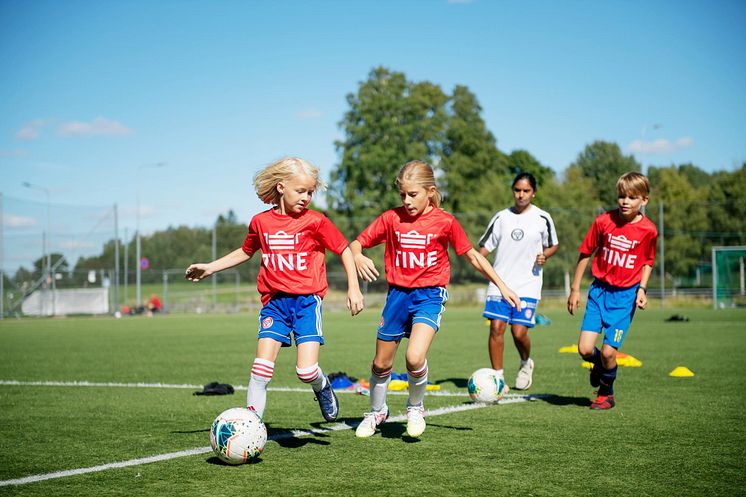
top-left (210, 407), bottom-right (267, 464)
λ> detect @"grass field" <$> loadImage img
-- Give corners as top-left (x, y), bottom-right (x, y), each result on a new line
top-left (1, 305), bottom-right (745, 496)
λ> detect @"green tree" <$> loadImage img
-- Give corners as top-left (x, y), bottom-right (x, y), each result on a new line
top-left (646, 166), bottom-right (709, 284)
top-left (329, 66), bottom-right (448, 235)
top-left (708, 163), bottom-right (746, 247)
top-left (571, 141), bottom-right (641, 208)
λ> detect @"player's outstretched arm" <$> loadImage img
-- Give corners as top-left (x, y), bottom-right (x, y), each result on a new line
top-left (349, 240), bottom-right (379, 283)
top-left (461, 248), bottom-right (521, 312)
top-left (339, 246), bottom-right (364, 316)
top-left (567, 254), bottom-right (591, 315)
top-left (185, 247), bottom-right (251, 282)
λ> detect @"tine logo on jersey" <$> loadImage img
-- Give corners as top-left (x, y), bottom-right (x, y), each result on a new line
top-left (262, 231), bottom-right (308, 271)
top-left (397, 230), bottom-right (433, 249)
top-left (608, 234), bottom-right (639, 252)
top-left (602, 234), bottom-right (641, 269)
top-left (265, 231), bottom-right (302, 251)
top-left (394, 230), bottom-right (438, 269)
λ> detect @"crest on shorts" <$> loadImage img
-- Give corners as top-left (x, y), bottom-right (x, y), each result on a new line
top-left (511, 229), bottom-right (524, 241)
top-left (261, 317), bottom-right (273, 329)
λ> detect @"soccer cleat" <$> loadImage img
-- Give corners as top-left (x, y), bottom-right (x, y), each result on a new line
top-left (314, 376), bottom-right (339, 422)
top-left (514, 358), bottom-right (534, 390)
top-left (590, 394), bottom-right (615, 410)
top-left (355, 409), bottom-right (389, 438)
top-left (405, 405), bottom-right (426, 437)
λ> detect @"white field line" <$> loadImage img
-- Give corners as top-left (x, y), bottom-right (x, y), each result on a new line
top-left (0, 379), bottom-right (470, 397)
top-left (0, 381), bottom-right (547, 487)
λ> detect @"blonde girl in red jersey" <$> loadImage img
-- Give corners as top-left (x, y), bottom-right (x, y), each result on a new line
top-left (351, 160), bottom-right (520, 438)
top-left (186, 157), bottom-right (364, 423)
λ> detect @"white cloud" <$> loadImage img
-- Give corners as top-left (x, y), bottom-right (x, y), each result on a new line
top-left (16, 119), bottom-right (50, 140)
top-left (58, 117), bottom-right (132, 137)
top-left (298, 109), bottom-right (322, 119)
top-left (627, 136), bottom-right (694, 154)
top-left (4, 214), bottom-right (37, 228)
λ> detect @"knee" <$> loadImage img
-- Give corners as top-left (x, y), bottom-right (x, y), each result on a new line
top-left (489, 321), bottom-right (507, 338)
top-left (601, 347), bottom-right (617, 364)
top-left (405, 352), bottom-right (427, 372)
top-left (577, 344), bottom-right (595, 360)
top-left (371, 360), bottom-right (393, 377)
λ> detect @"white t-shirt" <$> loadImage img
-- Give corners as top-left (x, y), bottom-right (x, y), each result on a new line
top-left (478, 205), bottom-right (558, 300)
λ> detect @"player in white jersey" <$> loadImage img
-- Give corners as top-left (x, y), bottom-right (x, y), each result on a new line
top-left (478, 172), bottom-right (559, 391)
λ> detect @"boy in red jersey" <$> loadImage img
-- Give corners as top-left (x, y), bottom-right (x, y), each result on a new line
top-left (351, 161), bottom-right (521, 438)
top-left (186, 157), bottom-right (364, 423)
top-left (567, 172), bottom-right (657, 410)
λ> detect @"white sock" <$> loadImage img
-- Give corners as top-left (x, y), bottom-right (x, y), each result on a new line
top-left (247, 358), bottom-right (274, 418)
top-left (407, 361), bottom-right (428, 407)
top-left (296, 363), bottom-right (326, 392)
top-left (495, 368), bottom-right (504, 379)
top-left (520, 358), bottom-right (531, 368)
top-left (369, 365), bottom-right (392, 413)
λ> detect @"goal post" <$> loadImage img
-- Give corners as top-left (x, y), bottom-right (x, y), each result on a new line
top-left (712, 246), bottom-right (746, 309)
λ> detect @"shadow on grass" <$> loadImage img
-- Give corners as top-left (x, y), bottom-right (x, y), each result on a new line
top-left (436, 377), bottom-right (469, 388)
top-left (206, 455), bottom-right (263, 466)
top-left (171, 428), bottom-right (210, 434)
top-left (266, 423), bottom-right (332, 449)
top-left (535, 394), bottom-right (592, 407)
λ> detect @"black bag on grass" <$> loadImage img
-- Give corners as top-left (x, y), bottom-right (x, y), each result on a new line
top-left (193, 382), bottom-right (235, 396)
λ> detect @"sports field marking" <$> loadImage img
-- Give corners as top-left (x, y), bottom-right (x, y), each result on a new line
top-left (0, 379), bottom-right (468, 397)
top-left (0, 391), bottom-right (547, 487)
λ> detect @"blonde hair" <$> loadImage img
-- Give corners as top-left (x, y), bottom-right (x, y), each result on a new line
top-left (616, 171), bottom-right (650, 198)
top-left (253, 157), bottom-right (326, 205)
top-left (396, 160), bottom-right (443, 207)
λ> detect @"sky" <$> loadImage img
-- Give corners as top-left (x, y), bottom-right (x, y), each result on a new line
top-left (1, 0), bottom-right (745, 271)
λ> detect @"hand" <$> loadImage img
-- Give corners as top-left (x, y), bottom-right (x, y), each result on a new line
top-left (502, 288), bottom-right (522, 312)
top-left (347, 288), bottom-right (365, 316)
top-left (567, 290), bottom-right (580, 315)
top-left (185, 264), bottom-right (211, 281)
top-left (636, 288), bottom-right (648, 310)
top-left (535, 253), bottom-right (547, 266)
top-left (354, 253), bottom-right (379, 282)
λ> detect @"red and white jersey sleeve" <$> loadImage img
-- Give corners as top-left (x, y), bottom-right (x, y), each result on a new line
top-left (242, 208), bottom-right (348, 304)
top-left (579, 210), bottom-right (658, 288)
top-left (356, 206), bottom-right (473, 288)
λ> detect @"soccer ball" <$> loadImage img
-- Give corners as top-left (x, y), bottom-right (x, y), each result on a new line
top-left (467, 368), bottom-right (506, 403)
top-left (210, 407), bottom-right (267, 464)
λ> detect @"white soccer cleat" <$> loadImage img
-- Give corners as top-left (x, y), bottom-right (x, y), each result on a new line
top-left (355, 409), bottom-right (389, 438)
top-left (515, 358), bottom-right (534, 390)
top-left (405, 405), bottom-right (426, 437)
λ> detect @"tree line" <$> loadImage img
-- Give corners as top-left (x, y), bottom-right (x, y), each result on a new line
top-left (9, 67), bottom-right (746, 293)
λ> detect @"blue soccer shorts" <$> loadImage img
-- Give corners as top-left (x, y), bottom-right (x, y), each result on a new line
top-left (580, 279), bottom-right (638, 348)
top-left (483, 296), bottom-right (539, 328)
top-left (258, 293), bottom-right (323, 347)
top-left (377, 286), bottom-right (449, 341)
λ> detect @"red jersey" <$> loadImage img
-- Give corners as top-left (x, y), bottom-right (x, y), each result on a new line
top-left (242, 208), bottom-right (348, 304)
top-left (356, 206), bottom-right (473, 288)
top-left (579, 210), bottom-right (658, 288)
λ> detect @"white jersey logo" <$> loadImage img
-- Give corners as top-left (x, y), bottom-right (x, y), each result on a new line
top-left (395, 230), bottom-right (437, 269)
top-left (602, 234), bottom-right (640, 269)
top-left (262, 231), bottom-right (307, 271)
top-left (265, 231), bottom-right (302, 251)
top-left (397, 230), bottom-right (434, 249)
top-left (608, 234), bottom-right (639, 252)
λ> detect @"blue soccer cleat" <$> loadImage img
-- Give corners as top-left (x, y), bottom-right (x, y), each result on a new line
top-left (315, 376), bottom-right (339, 422)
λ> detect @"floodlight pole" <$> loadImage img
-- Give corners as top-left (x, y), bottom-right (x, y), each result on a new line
top-left (135, 162), bottom-right (165, 308)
